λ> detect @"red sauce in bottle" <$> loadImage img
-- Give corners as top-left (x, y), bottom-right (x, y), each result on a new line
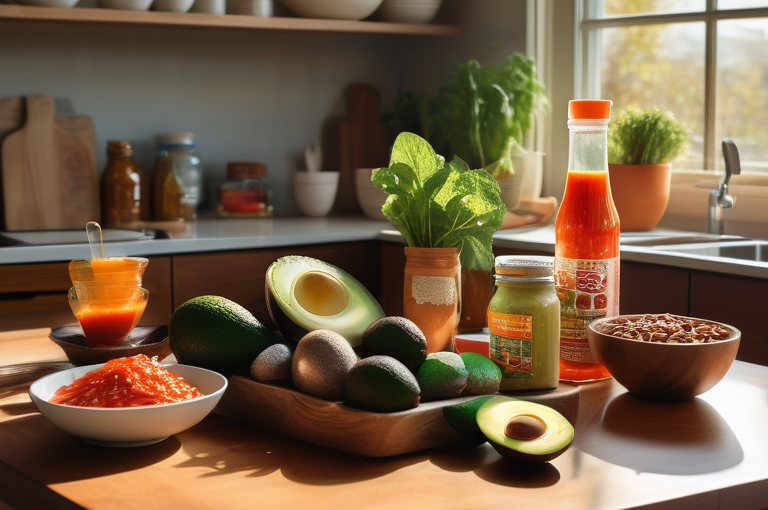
top-left (50, 354), bottom-right (203, 408)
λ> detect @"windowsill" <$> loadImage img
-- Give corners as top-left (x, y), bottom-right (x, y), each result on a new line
top-left (657, 171), bottom-right (768, 240)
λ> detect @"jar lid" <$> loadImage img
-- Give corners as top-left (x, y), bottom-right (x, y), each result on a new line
top-left (568, 100), bottom-right (612, 120)
top-left (495, 255), bottom-right (554, 278)
top-left (227, 161), bottom-right (267, 181)
top-left (106, 140), bottom-right (134, 158)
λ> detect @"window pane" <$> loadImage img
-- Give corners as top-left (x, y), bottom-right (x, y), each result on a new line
top-left (600, 22), bottom-right (705, 169)
top-left (716, 18), bottom-right (768, 174)
top-left (718, 0), bottom-right (768, 9)
top-left (599, 0), bottom-right (704, 17)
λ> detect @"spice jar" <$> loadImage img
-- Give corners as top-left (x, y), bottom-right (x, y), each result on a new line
top-left (218, 162), bottom-right (273, 216)
top-left (155, 133), bottom-right (203, 221)
top-left (487, 255), bottom-right (560, 391)
top-left (152, 147), bottom-right (185, 222)
top-left (100, 140), bottom-right (148, 228)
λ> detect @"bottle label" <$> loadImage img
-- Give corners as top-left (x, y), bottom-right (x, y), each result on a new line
top-left (488, 310), bottom-right (533, 379)
top-left (555, 256), bottom-right (619, 363)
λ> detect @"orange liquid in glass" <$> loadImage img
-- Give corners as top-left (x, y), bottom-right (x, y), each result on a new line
top-left (76, 303), bottom-right (146, 348)
top-left (555, 170), bottom-right (620, 381)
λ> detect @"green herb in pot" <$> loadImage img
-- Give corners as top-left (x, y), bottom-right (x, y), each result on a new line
top-left (373, 132), bottom-right (506, 272)
top-left (607, 106), bottom-right (690, 165)
top-left (424, 54), bottom-right (547, 180)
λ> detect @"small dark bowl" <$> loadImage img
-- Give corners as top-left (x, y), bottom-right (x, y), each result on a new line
top-left (587, 315), bottom-right (740, 401)
top-left (50, 325), bottom-right (170, 366)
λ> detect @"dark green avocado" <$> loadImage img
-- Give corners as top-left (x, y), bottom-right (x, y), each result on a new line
top-left (358, 316), bottom-right (427, 370)
top-left (265, 256), bottom-right (385, 347)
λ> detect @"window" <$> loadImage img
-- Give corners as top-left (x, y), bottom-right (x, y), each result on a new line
top-left (578, 0), bottom-right (768, 174)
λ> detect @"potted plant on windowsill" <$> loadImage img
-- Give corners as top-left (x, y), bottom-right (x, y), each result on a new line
top-left (607, 106), bottom-right (690, 232)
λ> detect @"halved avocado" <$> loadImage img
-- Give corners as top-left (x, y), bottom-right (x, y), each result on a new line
top-left (265, 255), bottom-right (385, 348)
top-left (476, 395), bottom-right (574, 463)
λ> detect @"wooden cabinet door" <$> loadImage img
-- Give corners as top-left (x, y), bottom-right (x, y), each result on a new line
top-left (0, 256), bottom-right (172, 332)
top-left (690, 271), bottom-right (768, 367)
top-left (620, 261), bottom-right (689, 316)
top-left (172, 242), bottom-right (380, 329)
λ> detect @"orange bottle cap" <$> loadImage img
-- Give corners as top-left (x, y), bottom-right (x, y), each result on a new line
top-left (568, 100), bottom-right (612, 120)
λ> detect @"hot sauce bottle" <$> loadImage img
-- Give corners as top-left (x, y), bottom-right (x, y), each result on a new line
top-left (555, 100), bottom-right (619, 382)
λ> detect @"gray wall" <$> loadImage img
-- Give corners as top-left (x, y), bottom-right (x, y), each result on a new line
top-left (0, 0), bottom-right (527, 217)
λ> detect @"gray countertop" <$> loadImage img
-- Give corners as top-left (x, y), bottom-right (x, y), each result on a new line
top-left (1, 216), bottom-right (766, 280)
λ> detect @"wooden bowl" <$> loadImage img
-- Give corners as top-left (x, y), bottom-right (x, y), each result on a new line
top-left (50, 325), bottom-right (170, 366)
top-left (587, 315), bottom-right (740, 401)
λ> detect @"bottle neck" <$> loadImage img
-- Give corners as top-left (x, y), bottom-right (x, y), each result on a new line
top-left (567, 119), bottom-right (609, 173)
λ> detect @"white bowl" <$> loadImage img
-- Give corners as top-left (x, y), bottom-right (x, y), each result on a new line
top-left (153, 0), bottom-right (194, 12)
top-left (281, 0), bottom-right (383, 20)
top-left (354, 167), bottom-right (388, 221)
top-left (97, 0), bottom-right (153, 9)
top-left (16, 0), bottom-right (79, 7)
top-left (294, 171), bottom-right (339, 217)
top-left (497, 168), bottom-right (526, 211)
top-left (377, 0), bottom-right (442, 23)
top-left (29, 363), bottom-right (228, 447)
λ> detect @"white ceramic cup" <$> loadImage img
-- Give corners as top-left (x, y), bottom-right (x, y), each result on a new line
top-left (294, 171), bottom-right (340, 217)
top-left (190, 0), bottom-right (225, 14)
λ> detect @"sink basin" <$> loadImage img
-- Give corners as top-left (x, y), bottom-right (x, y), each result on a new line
top-left (619, 233), bottom-right (745, 247)
top-left (647, 240), bottom-right (768, 263)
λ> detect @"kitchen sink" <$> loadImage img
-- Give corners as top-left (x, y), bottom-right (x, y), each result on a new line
top-left (645, 240), bottom-right (768, 263)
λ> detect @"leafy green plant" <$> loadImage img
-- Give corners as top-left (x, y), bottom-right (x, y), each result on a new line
top-left (372, 132), bottom-right (506, 272)
top-left (608, 106), bottom-right (690, 165)
top-left (424, 54), bottom-right (547, 180)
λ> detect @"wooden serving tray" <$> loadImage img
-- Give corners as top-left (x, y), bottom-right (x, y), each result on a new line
top-left (215, 376), bottom-right (579, 457)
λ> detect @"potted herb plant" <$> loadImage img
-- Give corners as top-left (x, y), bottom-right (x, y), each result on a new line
top-left (424, 53), bottom-right (548, 210)
top-left (373, 132), bottom-right (506, 351)
top-left (607, 106), bottom-right (690, 231)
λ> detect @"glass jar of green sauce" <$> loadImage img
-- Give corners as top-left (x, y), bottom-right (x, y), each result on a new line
top-left (487, 256), bottom-right (560, 391)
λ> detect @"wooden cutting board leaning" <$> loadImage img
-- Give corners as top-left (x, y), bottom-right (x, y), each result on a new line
top-left (0, 96), bottom-right (99, 231)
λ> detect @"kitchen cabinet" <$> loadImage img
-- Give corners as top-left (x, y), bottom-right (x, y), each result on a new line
top-left (172, 241), bottom-right (380, 327)
top-left (0, 256), bottom-right (173, 332)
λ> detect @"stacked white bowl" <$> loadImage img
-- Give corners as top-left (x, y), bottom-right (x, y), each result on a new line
top-left (281, 0), bottom-right (383, 20)
top-left (355, 168), bottom-right (388, 221)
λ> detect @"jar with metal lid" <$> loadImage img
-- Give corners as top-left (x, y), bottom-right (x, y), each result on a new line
top-left (100, 140), bottom-right (148, 228)
top-left (218, 161), bottom-right (273, 216)
top-left (156, 133), bottom-right (202, 221)
top-left (487, 255), bottom-right (560, 391)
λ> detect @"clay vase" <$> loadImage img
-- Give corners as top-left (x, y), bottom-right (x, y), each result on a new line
top-left (458, 268), bottom-right (492, 332)
top-left (403, 247), bottom-right (461, 353)
top-left (608, 163), bottom-right (671, 232)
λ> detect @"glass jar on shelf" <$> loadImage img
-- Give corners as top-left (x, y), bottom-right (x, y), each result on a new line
top-left (218, 161), bottom-right (273, 217)
top-left (154, 133), bottom-right (203, 221)
top-left (100, 140), bottom-right (148, 228)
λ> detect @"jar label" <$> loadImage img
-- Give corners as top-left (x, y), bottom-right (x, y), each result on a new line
top-left (411, 275), bottom-right (457, 306)
top-left (555, 256), bottom-right (619, 363)
top-left (488, 310), bottom-right (533, 379)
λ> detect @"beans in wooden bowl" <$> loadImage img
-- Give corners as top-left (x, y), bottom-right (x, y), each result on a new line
top-left (595, 314), bottom-right (733, 344)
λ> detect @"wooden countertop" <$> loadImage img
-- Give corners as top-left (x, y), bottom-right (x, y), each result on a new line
top-left (1, 329), bottom-right (768, 510)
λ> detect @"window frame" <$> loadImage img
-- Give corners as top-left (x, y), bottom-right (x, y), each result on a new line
top-left (576, 0), bottom-right (768, 171)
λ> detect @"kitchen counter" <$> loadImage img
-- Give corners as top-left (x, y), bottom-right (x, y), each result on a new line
top-left (2, 328), bottom-right (768, 510)
top-left (1, 216), bottom-right (766, 280)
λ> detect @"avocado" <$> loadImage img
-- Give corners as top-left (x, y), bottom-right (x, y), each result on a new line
top-left (476, 395), bottom-right (574, 463)
top-left (169, 295), bottom-right (277, 375)
top-left (292, 329), bottom-right (358, 401)
top-left (442, 395), bottom-right (493, 445)
top-left (415, 352), bottom-right (468, 401)
top-left (250, 343), bottom-right (293, 382)
top-left (265, 256), bottom-right (385, 348)
top-left (345, 355), bottom-right (421, 412)
top-left (358, 316), bottom-right (427, 370)
top-left (460, 352), bottom-right (502, 396)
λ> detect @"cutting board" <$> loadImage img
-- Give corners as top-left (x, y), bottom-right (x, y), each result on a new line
top-left (0, 96), bottom-right (99, 231)
top-left (215, 376), bottom-right (579, 457)
top-left (333, 83), bottom-right (391, 214)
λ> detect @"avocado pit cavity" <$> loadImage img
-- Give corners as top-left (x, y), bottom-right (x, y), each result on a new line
top-left (505, 414), bottom-right (547, 441)
top-left (291, 270), bottom-right (350, 316)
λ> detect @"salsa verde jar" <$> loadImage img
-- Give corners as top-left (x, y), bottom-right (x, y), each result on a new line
top-left (487, 256), bottom-right (560, 391)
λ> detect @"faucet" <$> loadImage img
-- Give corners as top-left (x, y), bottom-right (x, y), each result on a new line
top-left (708, 138), bottom-right (741, 235)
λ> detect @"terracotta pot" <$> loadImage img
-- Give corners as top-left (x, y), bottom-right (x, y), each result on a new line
top-left (403, 247), bottom-right (461, 353)
top-left (458, 268), bottom-right (491, 332)
top-left (608, 163), bottom-right (671, 232)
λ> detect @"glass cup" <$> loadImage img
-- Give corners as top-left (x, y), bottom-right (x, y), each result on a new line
top-left (68, 257), bottom-right (149, 348)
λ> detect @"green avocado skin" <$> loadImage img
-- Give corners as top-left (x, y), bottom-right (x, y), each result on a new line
top-left (460, 352), bottom-right (502, 396)
top-left (358, 317), bottom-right (427, 370)
top-left (169, 295), bottom-right (276, 375)
top-left (415, 352), bottom-right (468, 402)
top-left (345, 355), bottom-right (421, 412)
top-left (442, 396), bottom-right (493, 445)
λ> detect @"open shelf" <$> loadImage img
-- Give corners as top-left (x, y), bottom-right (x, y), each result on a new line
top-left (0, 4), bottom-right (461, 35)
